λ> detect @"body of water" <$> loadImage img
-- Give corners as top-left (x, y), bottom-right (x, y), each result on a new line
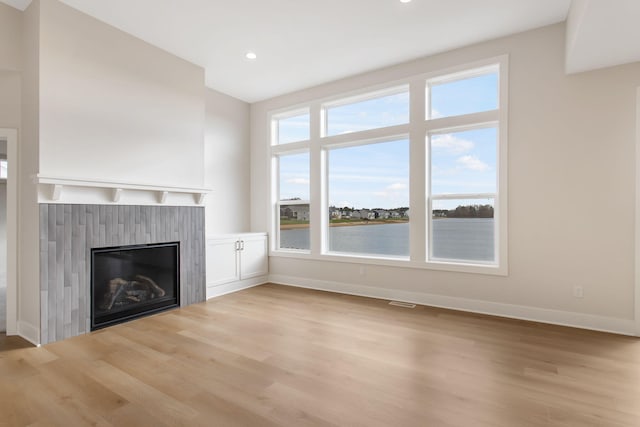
top-left (280, 218), bottom-right (494, 262)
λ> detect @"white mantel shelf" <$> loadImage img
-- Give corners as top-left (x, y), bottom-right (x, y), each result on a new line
top-left (35, 174), bottom-right (211, 205)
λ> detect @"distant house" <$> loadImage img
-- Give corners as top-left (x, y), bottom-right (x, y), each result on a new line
top-left (281, 205), bottom-right (309, 221)
top-left (358, 209), bottom-right (376, 220)
top-left (280, 206), bottom-right (293, 219)
top-left (375, 209), bottom-right (390, 219)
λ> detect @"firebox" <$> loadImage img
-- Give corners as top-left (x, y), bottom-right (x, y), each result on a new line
top-left (91, 242), bottom-right (180, 330)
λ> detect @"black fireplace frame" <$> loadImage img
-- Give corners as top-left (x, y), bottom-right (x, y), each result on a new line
top-left (90, 241), bottom-right (181, 331)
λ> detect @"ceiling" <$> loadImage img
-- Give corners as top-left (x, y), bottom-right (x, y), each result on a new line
top-left (2, 0), bottom-right (640, 103)
top-left (566, 0), bottom-right (640, 74)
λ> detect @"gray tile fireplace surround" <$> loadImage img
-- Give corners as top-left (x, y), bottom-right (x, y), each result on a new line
top-left (39, 204), bottom-right (206, 344)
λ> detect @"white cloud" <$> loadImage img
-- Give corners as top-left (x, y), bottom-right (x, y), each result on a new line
top-left (372, 182), bottom-right (409, 199)
top-left (386, 183), bottom-right (406, 191)
top-left (431, 134), bottom-right (474, 154)
top-left (330, 174), bottom-right (404, 184)
top-left (456, 155), bottom-right (489, 172)
top-left (287, 178), bottom-right (310, 185)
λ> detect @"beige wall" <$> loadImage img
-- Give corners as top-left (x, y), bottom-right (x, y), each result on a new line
top-left (0, 71), bottom-right (21, 129)
top-left (18, 0), bottom-right (40, 342)
top-left (0, 3), bottom-right (22, 130)
top-left (0, 2), bottom-right (22, 71)
top-left (204, 88), bottom-right (251, 236)
top-left (38, 0), bottom-right (205, 189)
top-left (251, 24), bottom-right (640, 332)
top-left (0, 2), bottom-right (21, 337)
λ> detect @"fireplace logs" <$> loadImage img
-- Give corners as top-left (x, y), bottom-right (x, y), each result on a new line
top-left (101, 275), bottom-right (167, 311)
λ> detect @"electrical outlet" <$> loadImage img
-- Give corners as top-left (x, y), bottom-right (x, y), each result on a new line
top-left (359, 266), bottom-right (366, 277)
top-left (573, 285), bottom-right (584, 298)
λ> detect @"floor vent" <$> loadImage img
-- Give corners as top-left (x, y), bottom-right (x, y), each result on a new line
top-left (388, 301), bottom-right (416, 308)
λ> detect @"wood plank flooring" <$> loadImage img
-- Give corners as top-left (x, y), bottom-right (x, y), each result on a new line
top-left (1, 283), bottom-right (640, 426)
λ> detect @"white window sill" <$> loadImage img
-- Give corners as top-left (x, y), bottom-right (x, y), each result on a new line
top-left (269, 249), bottom-right (507, 276)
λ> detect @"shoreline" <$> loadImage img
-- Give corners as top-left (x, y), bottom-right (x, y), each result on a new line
top-left (280, 220), bottom-right (408, 230)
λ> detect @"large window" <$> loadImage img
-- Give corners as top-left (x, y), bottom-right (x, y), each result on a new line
top-left (0, 159), bottom-right (6, 179)
top-left (269, 57), bottom-right (507, 274)
top-left (327, 139), bottom-right (409, 257)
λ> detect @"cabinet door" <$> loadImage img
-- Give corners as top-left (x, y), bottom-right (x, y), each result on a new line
top-left (239, 234), bottom-right (268, 279)
top-left (206, 237), bottom-right (240, 286)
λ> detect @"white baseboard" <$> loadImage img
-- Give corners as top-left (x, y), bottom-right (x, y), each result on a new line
top-left (17, 320), bottom-right (41, 346)
top-left (269, 274), bottom-right (637, 336)
top-left (206, 276), bottom-right (268, 300)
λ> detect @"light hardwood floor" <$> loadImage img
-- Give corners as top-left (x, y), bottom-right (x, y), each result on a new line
top-left (1, 283), bottom-right (640, 426)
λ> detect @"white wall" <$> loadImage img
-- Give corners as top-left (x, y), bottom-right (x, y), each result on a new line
top-left (251, 24), bottom-right (640, 333)
top-left (38, 0), bottom-right (205, 189)
top-left (204, 88), bottom-right (251, 235)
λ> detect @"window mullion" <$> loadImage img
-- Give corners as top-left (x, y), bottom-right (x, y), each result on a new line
top-left (319, 123), bottom-right (410, 147)
top-left (432, 193), bottom-right (496, 200)
top-left (309, 103), bottom-right (323, 256)
top-left (409, 79), bottom-right (426, 263)
top-left (426, 110), bottom-right (499, 134)
top-left (271, 140), bottom-right (311, 155)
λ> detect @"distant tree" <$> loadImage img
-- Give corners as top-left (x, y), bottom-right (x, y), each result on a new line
top-left (446, 204), bottom-right (493, 218)
top-left (478, 204), bottom-right (494, 218)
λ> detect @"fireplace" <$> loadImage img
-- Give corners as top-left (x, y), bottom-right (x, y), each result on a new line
top-left (91, 241), bottom-right (180, 330)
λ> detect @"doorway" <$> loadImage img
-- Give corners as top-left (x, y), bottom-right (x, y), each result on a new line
top-left (0, 140), bottom-right (6, 332)
top-left (0, 129), bottom-right (16, 336)
top-left (636, 88), bottom-right (640, 337)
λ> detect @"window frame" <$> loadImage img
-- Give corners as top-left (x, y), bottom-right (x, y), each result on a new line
top-left (272, 145), bottom-right (312, 254)
top-left (0, 158), bottom-right (6, 180)
top-left (268, 56), bottom-right (508, 276)
top-left (271, 107), bottom-right (311, 146)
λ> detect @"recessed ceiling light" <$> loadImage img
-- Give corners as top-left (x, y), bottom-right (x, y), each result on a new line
top-left (245, 51), bottom-right (257, 60)
top-left (400, 0), bottom-right (412, 3)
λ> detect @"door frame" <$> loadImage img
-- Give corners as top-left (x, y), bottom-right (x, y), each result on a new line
top-left (636, 88), bottom-right (640, 336)
top-left (0, 128), bottom-right (17, 335)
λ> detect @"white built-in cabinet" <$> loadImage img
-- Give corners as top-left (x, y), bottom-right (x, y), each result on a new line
top-left (206, 233), bottom-right (268, 296)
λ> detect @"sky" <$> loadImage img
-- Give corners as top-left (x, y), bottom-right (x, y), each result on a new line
top-left (278, 72), bottom-right (498, 210)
